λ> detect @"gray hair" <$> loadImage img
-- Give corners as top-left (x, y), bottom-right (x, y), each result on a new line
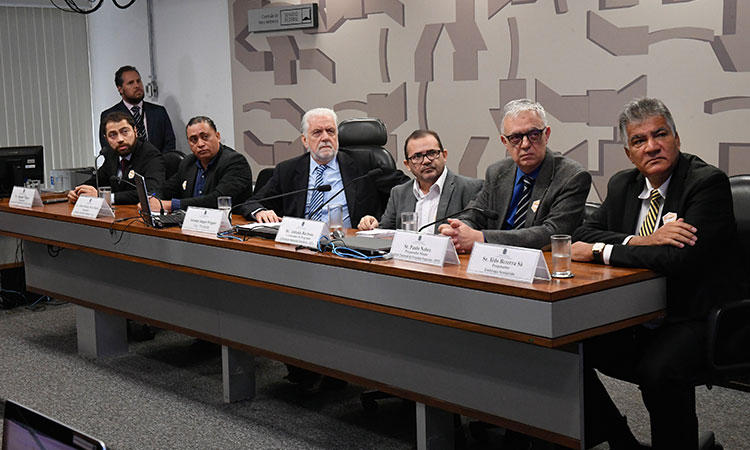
top-left (618, 98), bottom-right (677, 146)
top-left (301, 107), bottom-right (338, 136)
top-left (500, 98), bottom-right (548, 135)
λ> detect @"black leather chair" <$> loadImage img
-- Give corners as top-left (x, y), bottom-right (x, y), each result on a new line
top-left (583, 201), bottom-right (600, 224)
top-left (337, 117), bottom-right (408, 216)
top-left (162, 150), bottom-right (185, 179)
top-left (253, 167), bottom-right (275, 196)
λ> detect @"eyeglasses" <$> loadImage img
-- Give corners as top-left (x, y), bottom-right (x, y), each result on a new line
top-left (503, 128), bottom-right (546, 146)
top-left (407, 149), bottom-right (442, 164)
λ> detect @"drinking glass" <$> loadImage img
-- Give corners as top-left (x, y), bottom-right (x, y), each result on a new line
top-left (401, 211), bottom-right (418, 232)
top-left (327, 204), bottom-right (344, 237)
top-left (217, 196), bottom-right (232, 223)
top-left (550, 234), bottom-right (573, 278)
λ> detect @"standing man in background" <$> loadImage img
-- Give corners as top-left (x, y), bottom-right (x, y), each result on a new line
top-left (99, 65), bottom-right (177, 153)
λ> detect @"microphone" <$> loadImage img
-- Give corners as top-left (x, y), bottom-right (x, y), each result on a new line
top-left (306, 168), bottom-right (383, 220)
top-left (231, 184), bottom-right (332, 213)
top-left (417, 207), bottom-right (499, 232)
top-left (93, 149), bottom-right (105, 193)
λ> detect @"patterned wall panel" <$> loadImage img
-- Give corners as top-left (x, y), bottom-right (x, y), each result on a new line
top-left (230, 0), bottom-right (750, 201)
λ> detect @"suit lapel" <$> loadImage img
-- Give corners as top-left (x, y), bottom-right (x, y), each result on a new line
top-left (338, 152), bottom-right (358, 216)
top-left (291, 154), bottom-right (310, 217)
top-left (436, 170), bottom-right (455, 219)
top-left (662, 153), bottom-right (689, 223)
top-left (526, 150), bottom-right (554, 227)
top-left (622, 171), bottom-right (644, 233)
top-left (495, 160), bottom-right (516, 223)
top-left (183, 160), bottom-right (199, 195)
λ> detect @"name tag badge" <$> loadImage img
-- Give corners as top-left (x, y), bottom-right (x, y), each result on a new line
top-left (275, 217), bottom-right (327, 248)
top-left (182, 207), bottom-right (232, 235)
top-left (71, 196), bottom-right (115, 219)
top-left (8, 186), bottom-right (43, 209)
top-left (467, 242), bottom-right (550, 283)
top-left (390, 231), bottom-right (459, 267)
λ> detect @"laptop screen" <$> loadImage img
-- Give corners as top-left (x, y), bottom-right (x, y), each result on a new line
top-left (132, 171), bottom-right (155, 227)
top-left (2, 399), bottom-right (107, 450)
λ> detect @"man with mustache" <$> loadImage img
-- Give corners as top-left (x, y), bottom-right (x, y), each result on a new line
top-left (439, 98), bottom-right (591, 252)
top-left (98, 65), bottom-right (177, 153)
top-left (357, 129), bottom-right (483, 233)
top-left (238, 107), bottom-right (382, 228)
top-left (572, 98), bottom-right (745, 449)
top-left (68, 111), bottom-right (165, 205)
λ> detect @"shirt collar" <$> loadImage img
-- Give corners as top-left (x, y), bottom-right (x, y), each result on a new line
top-left (122, 99), bottom-right (144, 111)
top-left (194, 149), bottom-right (220, 171)
top-left (514, 163), bottom-right (542, 185)
top-left (412, 166), bottom-right (448, 199)
top-left (638, 175), bottom-right (672, 200)
top-left (309, 153), bottom-right (338, 175)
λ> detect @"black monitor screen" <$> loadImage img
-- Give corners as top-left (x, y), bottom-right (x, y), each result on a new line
top-left (0, 145), bottom-right (44, 198)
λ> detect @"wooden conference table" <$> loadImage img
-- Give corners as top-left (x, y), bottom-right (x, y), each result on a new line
top-left (0, 201), bottom-right (665, 449)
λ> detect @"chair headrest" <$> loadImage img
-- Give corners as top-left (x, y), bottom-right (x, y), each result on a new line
top-left (338, 118), bottom-right (387, 147)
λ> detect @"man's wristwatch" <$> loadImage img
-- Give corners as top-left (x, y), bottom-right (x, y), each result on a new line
top-left (592, 242), bottom-right (606, 263)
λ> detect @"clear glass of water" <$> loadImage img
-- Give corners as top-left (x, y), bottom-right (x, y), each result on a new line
top-left (401, 211), bottom-right (418, 232)
top-left (550, 234), bottom-right (573, 278)
top-left (327, 204), bottom-right (344, 237)
top-left (217, 196), bottom-right (232, 222)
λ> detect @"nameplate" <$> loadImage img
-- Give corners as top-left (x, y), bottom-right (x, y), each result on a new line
top-left (71, 196), bottom-right (115, 219)
top-left (8, 186), bottom-right (43, 208)
top-left (182, 207), bottom-right (232, 235)
top-left (276, 217), bottom-right (326, 248)
top-left (467, 242), bottom-right (551, 283)
top-left (390, 231), bottom-right (459, 267)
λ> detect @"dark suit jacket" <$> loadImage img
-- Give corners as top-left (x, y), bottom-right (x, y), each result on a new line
top-left (379, 170), bottom-right (483, 230)
top-left (100, 101), bottom-right (177, 153)
top-left (159, 145), bottom-right (253, 210)
top-left (83, 139), bottom-right (165, 205)
top-left (461, 149), bottom-right (591, 249)
top-left (238, 152), bottom-right (380, 224)
top-left (573, 152), bottom-right (743, 321)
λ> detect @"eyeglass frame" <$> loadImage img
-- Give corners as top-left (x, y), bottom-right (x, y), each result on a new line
top-left (502, 127), bottom-right (547, 147)
top-left (406, 149), bottom-right (443, 164)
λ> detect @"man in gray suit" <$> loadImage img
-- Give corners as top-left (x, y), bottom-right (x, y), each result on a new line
top-left (439, 98), bottom-right (591, 252)
top-left (358, 129), bottom-right (483, 233)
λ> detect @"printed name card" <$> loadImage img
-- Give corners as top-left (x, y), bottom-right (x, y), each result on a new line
top-left (71, 196), bottom-right (115, 219)
top-left (182, 207), bottom-right (232, 235)
top-left (467, 242), bottom-right (551, 283)
top-left (390, 231), bottom-right (460, 267)
top-left (8, 186), bottom-right (43, 208)
top-left (275, 217), bottom-right (327, 248)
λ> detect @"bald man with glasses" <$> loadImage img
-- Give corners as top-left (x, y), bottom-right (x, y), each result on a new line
top-left (358, 129), bottom-right (483, 233)
top-left (439, 98), bottom-right (591, 252)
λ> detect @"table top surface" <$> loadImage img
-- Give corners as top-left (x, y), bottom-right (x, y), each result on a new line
top-left (0, 200), bottom-right (660, 303)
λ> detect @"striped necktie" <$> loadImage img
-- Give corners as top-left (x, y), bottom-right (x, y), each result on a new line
top-left (308, 164), bottom-right (328, 221)
top-left (512, 175), bottom-right (534, 230)
top-left (638, 189), bottom-right (662, 236)
top-left (131, 105), bottom-right (147, 140)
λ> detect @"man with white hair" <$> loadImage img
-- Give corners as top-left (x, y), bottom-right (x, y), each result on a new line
top-left (439, 98), bottom-right (591, 251)
top-left (238, 107), bottom-right (382, 226)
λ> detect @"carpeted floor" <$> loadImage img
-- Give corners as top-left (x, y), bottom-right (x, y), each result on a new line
top-left (0, 301), bottom-right (748, 449)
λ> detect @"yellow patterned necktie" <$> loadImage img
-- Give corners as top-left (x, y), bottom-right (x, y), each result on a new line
top-left (638, 189), bottom-right (662, 236)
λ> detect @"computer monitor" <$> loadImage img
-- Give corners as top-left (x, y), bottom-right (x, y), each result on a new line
top-left (2, 399), bottom-right (107, 450)
top-left (0, 146), bottom-right (44, 198)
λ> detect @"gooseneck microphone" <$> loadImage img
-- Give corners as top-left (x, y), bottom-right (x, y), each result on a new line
top-left (93, 149), bottom-right (105, 193)
top-left (306, 168), bottom-right (383, 220)
top-left (417, 207), bottom-right (500, 232)
top-left (230, 184), bottom-right (332, 213)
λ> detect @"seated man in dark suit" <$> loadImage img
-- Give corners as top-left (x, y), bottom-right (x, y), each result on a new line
top-left (358, 129), bottom-right (482, 233)
top-left (572, 98), bottom-right (745, 449)
top-left (68, 111), bottom-right (165, 205)
top-left (99, 65), bottom-right (177, 153)
top-left (238, 107), bottom-right (382, 227)
top-left (145, 116), bottom-right (253, 212)
top-left (439, 98), bottom-right (591, 251)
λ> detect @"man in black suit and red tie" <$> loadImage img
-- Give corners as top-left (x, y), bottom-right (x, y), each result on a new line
top-left (99, 65), bottom-right (177, 153)
top-left (572, 98), bottom-right (745, 449)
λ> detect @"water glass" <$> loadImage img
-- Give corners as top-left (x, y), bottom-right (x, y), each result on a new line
top-left (217, 196), bottom-right (232, 222)
top-left (327, 204), bottom-right (344, 236)
top-left (550, 234), bottom-right (573, 278)
top-left (401, 211), bottom-right (418, 232)
top-left (98, 186), bottom-right (112, 208)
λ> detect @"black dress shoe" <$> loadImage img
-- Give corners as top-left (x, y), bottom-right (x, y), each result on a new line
top-left (127, 321), bottom-right (156, 342)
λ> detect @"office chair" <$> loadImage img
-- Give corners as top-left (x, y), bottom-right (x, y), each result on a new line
top-left (162, 150), bottom-right (185, 179)
top-left (583, 202), bottom-right (600, 224)
top-left (253, 167), bottom-right (275, 196)
top-left (337, 117), bottom-right (408, 215)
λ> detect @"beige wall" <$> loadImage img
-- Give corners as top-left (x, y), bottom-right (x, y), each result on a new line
top-left (230, 0), bottom-right (750, 201)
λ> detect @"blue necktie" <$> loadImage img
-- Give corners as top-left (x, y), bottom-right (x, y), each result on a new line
top-left (308, 164), bottom-right (328, 221)
top-left (512, 175), bottom-right (534, 230)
